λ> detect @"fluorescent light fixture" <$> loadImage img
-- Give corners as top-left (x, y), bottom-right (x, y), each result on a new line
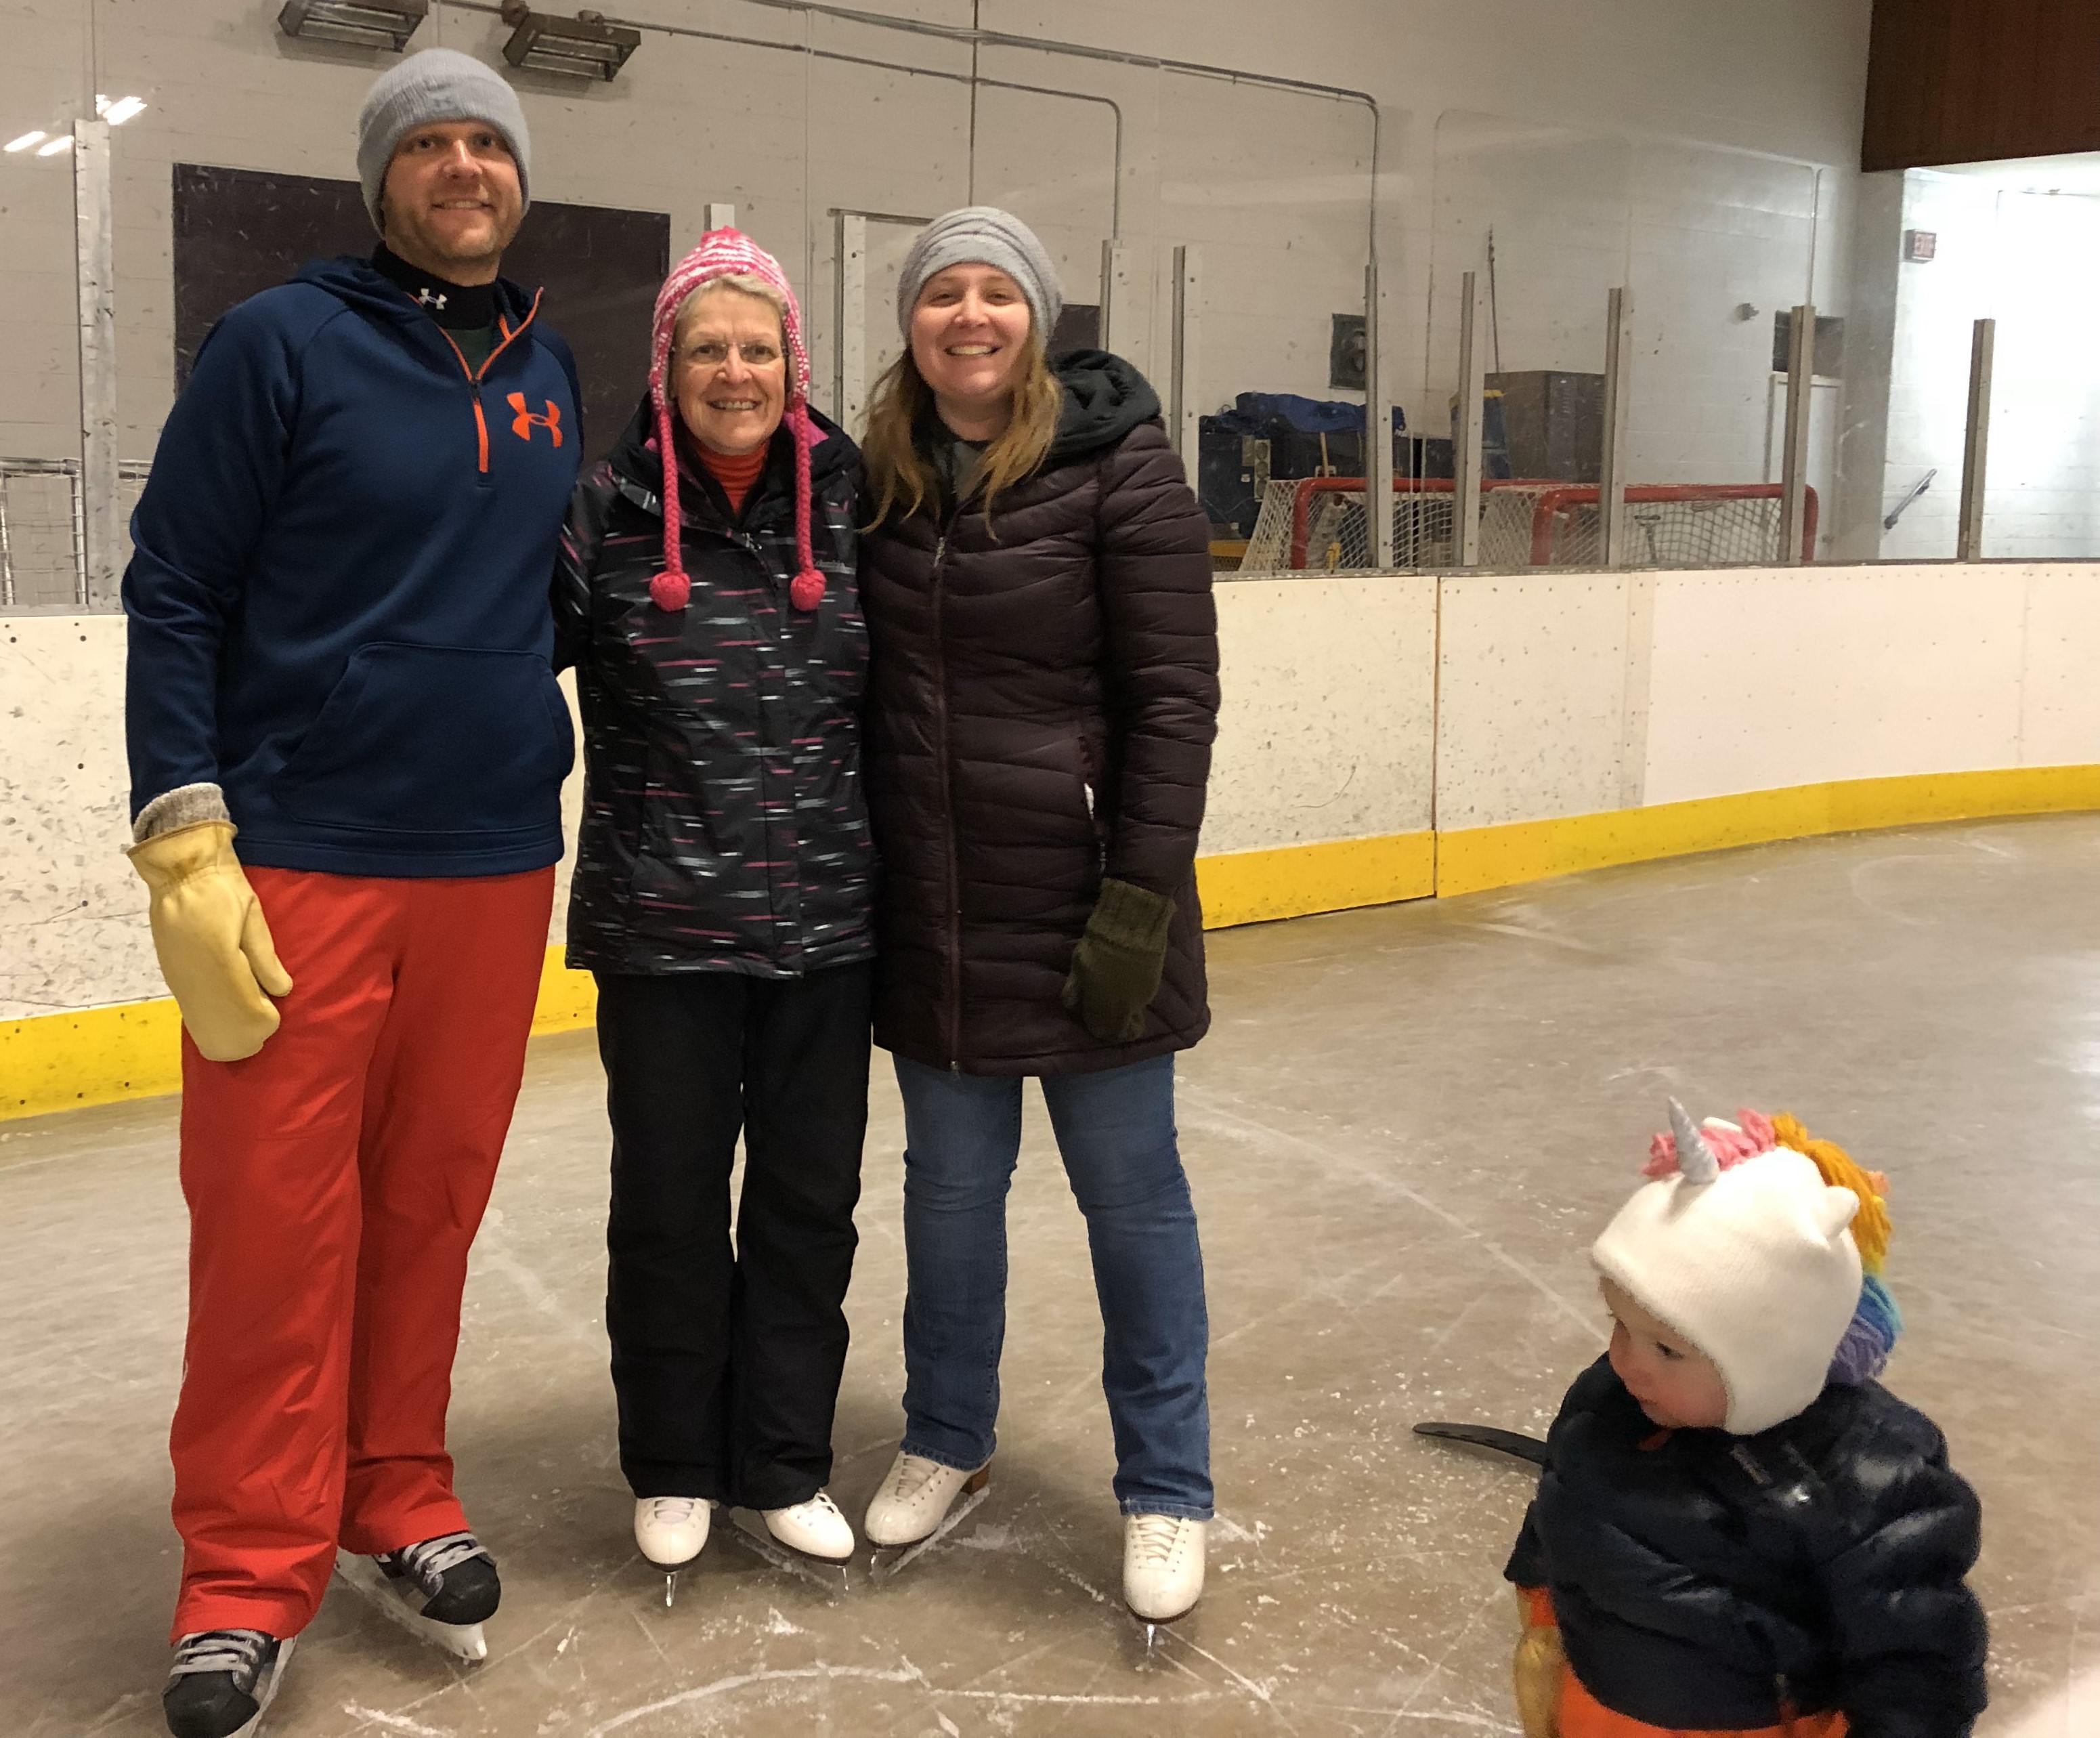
top-left (36, 135), bottom-right (73, 156)
top-left (276, 0), bottom-right (429, 51)
top-left (95, 95), bottom-right (148, 125)
top-left (498, 5), bottom-right (640, 81)
top-left (4, 130), bottom-right (46, 152)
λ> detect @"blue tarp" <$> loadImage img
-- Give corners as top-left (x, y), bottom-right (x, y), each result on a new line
top-left (1205, 394), bottom-right (1406, 437)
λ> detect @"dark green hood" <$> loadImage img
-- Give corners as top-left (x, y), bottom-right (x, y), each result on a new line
top-left (1046, 349), bottom-right (1163, 466)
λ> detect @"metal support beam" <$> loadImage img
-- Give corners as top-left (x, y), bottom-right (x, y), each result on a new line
top-left (1599, 287), bottom-right (1633, 568)
top-left (832, 211), bottom-right (867, 433)
top-left (704, 202), bottom-right (736, 233)
top-left (1365, 259), bottom-right (1392, 569)
top-left (1453, 270), bottom-right (1484, 569)
top-left (1099, 240), bottom-right (1125, 354)
top-left (1170, 245), bottom-right (1201, 465)
top-left (74, 116), bottom-right (118, 611)
top-left (1958, 316), bottom-right (1995, 562)
top-left (1780, 301), bottom-right (1816, 566)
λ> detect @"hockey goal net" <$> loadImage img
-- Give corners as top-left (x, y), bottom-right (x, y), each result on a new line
top-left (1237, 478), bottom-right (1818, 572)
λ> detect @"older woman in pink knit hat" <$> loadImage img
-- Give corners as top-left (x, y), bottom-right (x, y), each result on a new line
top-left (552, 229), bottom-right (872, 1576)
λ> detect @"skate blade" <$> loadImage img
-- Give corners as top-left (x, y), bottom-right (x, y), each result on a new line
top-left (226, 1634), bottom-right (297, 1738)
top-left (639, 1538), bottom-right (706, 1595)
top-left (723, 1512), bottom-right (852, 1593)
top-left (867, 1482), bottom-right (991, 1581)
top-left (1125, 1596), bottom-right (1199, 1629)
top-left (331, 1550), bottom-right (490, 1661)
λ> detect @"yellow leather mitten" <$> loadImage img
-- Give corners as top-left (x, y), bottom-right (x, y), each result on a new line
top-left (127, 820), bottom-right (293, 1063)
top-left (1512, 1588), bottom-right (1564, 1738)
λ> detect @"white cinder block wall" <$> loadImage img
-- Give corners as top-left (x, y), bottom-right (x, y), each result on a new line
top-left (0, 0), bottom-right (1871, 493)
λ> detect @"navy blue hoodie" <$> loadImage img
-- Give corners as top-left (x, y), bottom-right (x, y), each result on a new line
top-left (123, 255), bottom-right (582, 877)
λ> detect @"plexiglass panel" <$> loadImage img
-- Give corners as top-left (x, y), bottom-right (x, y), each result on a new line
top-left (1151, 72), bottom-right (1375, 574)
top-left (1986, 188), bottom-right (2100, 559)
top-left (5, 3), bottom-right (2097, 610)
top-left (1425, 113), bottom-right (1632, 572)
top-left (1625, 146), bottom-right (1822, 566)
top-left (1, 9), bottom-right (89, 610)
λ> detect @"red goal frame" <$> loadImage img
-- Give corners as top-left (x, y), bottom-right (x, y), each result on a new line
top-left (1285, 478), bottom-right (1820, 570)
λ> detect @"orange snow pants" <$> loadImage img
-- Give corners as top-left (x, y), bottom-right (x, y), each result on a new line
top-left (1520, 1589), bottom-right (1849, 1738)
top-left (167, 866), bottom-right (554, 1642)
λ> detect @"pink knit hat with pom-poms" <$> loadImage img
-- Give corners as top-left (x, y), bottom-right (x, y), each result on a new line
top-left (645, 228), bottom-right (826, 614)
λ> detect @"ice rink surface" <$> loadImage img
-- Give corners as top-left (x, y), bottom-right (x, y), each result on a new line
top-left (7, 815), bottom-right (2100, 1736)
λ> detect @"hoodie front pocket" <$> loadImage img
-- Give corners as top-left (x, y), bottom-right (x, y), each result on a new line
top-left (278, 642), bottom-right (574, 834)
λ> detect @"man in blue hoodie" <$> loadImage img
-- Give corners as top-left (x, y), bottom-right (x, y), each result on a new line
top-left (123, 49), bottom-right (582, 1738)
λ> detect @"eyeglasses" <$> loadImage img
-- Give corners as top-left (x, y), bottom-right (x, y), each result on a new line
top-left (682, 341), bottom-right (784, 369)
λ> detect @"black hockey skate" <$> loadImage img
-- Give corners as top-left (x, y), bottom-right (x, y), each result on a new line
top-left (163, 1629), bottom-right (295, 1738)
top-left (333, 1530), bottom-right (499, 1661)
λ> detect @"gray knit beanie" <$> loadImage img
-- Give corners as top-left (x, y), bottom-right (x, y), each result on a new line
top-left (896, 207), bottom-right (1063, 341)
top-left (356, 48), bottom-right (531, 233)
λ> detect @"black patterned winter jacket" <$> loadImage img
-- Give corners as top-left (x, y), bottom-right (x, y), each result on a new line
top-left (552, 397), bottom-right (874, 978)
top-left (1507, 1355), bottom-right (1989, 1738)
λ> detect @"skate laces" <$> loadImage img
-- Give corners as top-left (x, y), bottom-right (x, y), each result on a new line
top-left (169, 1630), bottom-right (272, 1682)
top-left (385, 1530), bottom-right (491, 1595)
top-left (890, 1455), bottom-right (949, 1502)
top-left (644, 1496), bottom-right (705, 1525)
top-left (1128, 1514), bottom-right (1191, 1567)
top-left (783, 1490), bottom-right (844, 1523)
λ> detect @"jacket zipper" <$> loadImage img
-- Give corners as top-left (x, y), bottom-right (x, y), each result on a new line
top-left (742, 526), bottom-right (790, 965)
top-left (930, 463), bottom-right (993, 1071)
top-left (662, 483), bottom-right (798, 962)
top-left (436, 289), bottom-right (544, 475)
top-left (930, 523), bottom-right (964, 1071)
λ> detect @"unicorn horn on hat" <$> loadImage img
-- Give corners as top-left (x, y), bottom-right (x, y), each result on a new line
top-left (1668, 1097), bottom-right (1721, 1185)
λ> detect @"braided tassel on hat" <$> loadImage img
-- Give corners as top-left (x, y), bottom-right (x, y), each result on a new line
top-left (644, 226), bottom-right (826, 614)
top-left (787, 404), bottom-right (824, 612)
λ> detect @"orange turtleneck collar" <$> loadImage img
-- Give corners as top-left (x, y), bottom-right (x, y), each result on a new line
top-left (694, 442), bottom-right (769, 516)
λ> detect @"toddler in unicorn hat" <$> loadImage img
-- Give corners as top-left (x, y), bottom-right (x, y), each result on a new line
top-left (1505, 1101), bottom-right (1988, 1738)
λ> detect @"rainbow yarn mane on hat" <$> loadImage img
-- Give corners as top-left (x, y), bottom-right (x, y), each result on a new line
top-left (1646, 1104), bottom-right (1903, 1386)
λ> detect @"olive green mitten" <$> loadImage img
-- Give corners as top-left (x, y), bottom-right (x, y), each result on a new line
top-left (1060, 877), bottom-right (1176, 1044)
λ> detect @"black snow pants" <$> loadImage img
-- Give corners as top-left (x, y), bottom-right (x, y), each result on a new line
top-left (593, 963), bottom-right (872, 1510)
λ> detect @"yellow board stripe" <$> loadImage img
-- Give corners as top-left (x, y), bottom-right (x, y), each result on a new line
top-left (1435, 764), bottom-right (2100, 897)
top-left (1196, 830), bottom-right (1436, 928)
top-left (1, 997), bottom-right (186, 1121)
top-left (7, 762), bottom-right (2097, 1124)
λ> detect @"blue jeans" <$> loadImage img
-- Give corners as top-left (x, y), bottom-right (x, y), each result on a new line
top-left (893, 1053), bottom-right (1213, 1519)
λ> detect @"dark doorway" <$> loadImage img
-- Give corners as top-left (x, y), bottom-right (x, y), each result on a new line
top-left (171, 163), bottom-right (668, 465)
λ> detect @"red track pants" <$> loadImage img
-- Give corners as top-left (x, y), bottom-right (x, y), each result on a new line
top-left (167, 865), bottom-right (555, 1642)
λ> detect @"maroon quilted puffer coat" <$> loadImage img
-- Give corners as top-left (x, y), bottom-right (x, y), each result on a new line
top-left (861, 350), bottom-right (1220, 1076)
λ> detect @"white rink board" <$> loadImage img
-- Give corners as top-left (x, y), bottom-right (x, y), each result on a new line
top-left (0, 617), bottom-right (584, 1024)
top-left (1639, 565), bottom-right (2100, 807)
top-left (1202, 575), bottom-right (1436, 858)
top-left (0, 615), bottom-right (152, 1022)
top-left (1433, 572), bottom-right (1638, 832)
top-left (2015, 567), bottom-right (2100, 770)
top-left (5, 562), bottom-right (2099, 1022)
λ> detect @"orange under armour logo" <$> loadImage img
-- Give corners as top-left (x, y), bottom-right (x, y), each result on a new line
top-left (508, 394), bottom-right (563, 447)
